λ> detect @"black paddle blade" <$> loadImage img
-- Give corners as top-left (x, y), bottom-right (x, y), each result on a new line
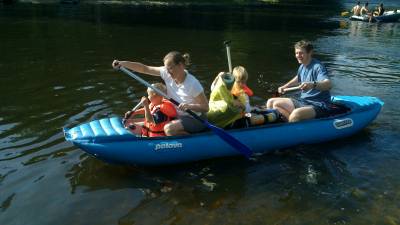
top-left (223, 40), bottom-right (232, 46)
top-left (207, 123), bottom-right (253, 158)
top-left (183, 108), bottom-right (253, 158)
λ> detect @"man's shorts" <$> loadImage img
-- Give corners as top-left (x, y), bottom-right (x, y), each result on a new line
top-left (179, 114), bottom-right (208, 133)
top-left (291, 98), bottom-right (343, 118)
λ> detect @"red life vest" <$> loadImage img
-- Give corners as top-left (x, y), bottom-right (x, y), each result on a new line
top-left (231, 83), bottom-right (254, 97)
top-left (141, 100), bottom-right (177, 137)
top-left (242, 84), bottom-right (254, 97)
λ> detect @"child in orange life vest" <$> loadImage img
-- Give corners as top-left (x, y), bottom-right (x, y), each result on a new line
top-left (230, 66), bottom-right (254, 113)
top-left (126, 83), bottom-right (177, 137)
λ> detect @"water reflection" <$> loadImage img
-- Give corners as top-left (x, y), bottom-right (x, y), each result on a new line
top-left (61, 136), bottom-right (375, 224)
top-left (316, 19), bottom-right (400, 97)
top-left (65, 155), bottom-right (253, 223)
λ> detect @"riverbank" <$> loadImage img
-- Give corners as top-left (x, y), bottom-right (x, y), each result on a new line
top-left (4, 0), bottom-right (330, 8)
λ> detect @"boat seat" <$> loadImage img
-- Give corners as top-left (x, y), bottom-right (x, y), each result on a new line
top-left (326, 102), bottom-right (351, 117)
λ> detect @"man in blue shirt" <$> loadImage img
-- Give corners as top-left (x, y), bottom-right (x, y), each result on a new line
top-left (266, 40), bottom-right (333, 122)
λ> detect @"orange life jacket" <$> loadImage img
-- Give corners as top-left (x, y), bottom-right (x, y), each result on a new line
top-left (231, 83), bottom-right (254, 97)
top-left (141, 100), bottom-right (177, 137)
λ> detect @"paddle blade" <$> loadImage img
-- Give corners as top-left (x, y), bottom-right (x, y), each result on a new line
top-left (341, 11), bottom-right (349, 17)
top-left (206, 122), bottom-right (253, 158)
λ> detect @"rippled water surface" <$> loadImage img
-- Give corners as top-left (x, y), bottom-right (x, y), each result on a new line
top-left (1, 1), bottom-right (400, 224)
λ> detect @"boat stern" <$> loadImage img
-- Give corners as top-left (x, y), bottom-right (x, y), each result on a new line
top-left (63, 117), bottom-right (137, 143)
top-left (63, 127), bottom-right (74, 141)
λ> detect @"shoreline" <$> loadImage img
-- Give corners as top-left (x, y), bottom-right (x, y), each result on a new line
top-left (5, 0), bottom-right (320, 8)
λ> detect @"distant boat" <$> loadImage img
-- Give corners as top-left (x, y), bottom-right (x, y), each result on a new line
top-left (350, 10), bottom-right (400, 22)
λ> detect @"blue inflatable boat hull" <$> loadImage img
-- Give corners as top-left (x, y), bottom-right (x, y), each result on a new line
top-left (63, 96), bottom-right (383, 166)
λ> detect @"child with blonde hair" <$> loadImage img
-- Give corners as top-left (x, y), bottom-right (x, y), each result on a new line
top-left (230, 66), bottom-right (254, 113)
top-left (124, 83), bottom-right (177, 137)
top-left (230, 66), bottom-right (279, 126)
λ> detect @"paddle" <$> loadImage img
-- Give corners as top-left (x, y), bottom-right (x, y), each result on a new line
top-left (224, 40), bottom-right (233, 73)
top-left (272, 86), bottom-right (301, 97)
top-left (122, 101), bottom-right (142, 126)
top-left (118, 66), bottom-right (253, 158)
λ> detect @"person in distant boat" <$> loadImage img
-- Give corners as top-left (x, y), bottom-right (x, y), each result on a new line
top-left (369, 3), bottom-right (385, 22)
top-left (351, 1), bottom-right (362, 16)
top-left (112, 51), bottom-right (209, 136)
top-left (360, 2), bottom-right (370, 16)
top-left (373, 3), bottom-right (385, 16)
top-left (266, 40), bottom-right (334, 123)
top-left (124, 83), bottom-right (177, 137)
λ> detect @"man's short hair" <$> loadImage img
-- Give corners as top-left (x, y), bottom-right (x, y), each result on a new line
top-left (294, 40), bottom-right (314, 53)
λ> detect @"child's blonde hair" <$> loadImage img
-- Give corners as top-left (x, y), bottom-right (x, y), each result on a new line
top-left (148, 82), bottom-right (167, 95)
top-left (232, 66), bottom-right (248, 83)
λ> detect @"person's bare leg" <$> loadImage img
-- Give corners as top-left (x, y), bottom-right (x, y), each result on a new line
top-left (288, 106), bottom-right (316, 122)
top-left (164, 120), bottom-right (189, 136)
top-left (266, 98), bottom-right (281, 109)
top-left (271, 98), bottom-right (295, 120)
top-left (274, 106), bottom-right (290, 120)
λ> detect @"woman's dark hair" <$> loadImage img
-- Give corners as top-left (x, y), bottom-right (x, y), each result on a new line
top-left (163, 51), bottom-right (190, 67)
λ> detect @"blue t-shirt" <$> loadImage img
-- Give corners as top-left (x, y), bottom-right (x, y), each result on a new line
top-left (297, 58), bottom-right (331, 103)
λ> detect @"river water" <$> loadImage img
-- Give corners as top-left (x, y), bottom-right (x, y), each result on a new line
top-left (1, 1), bottom-right (400, 224)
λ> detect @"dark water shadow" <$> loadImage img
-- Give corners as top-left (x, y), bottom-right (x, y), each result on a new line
top-left (1, 1), bottom-right (344, 32)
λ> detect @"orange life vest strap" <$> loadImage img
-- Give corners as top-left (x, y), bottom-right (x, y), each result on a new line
top-left (141, 125), bottom-right (166, 137)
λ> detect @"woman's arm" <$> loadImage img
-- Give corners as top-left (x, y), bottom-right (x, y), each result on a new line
top-left (178, 92), bottom-right (209, 113)
top-left (112, 60), bottom-right (162, 76)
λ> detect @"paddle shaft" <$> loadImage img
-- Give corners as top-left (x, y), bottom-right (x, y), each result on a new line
top-left (124, 101), bottom-right (143, 119)
top-left (224, 40), bottom-right (233, 73)
top-left (284, 86), bottom-right (301, 92)
top-left (119, 66), bottom-right (253, 158)
top-left (273, 86), bottom-right (301, 97)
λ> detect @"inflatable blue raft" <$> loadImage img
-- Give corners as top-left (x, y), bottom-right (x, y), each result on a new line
top-left (63, 96), bottom-right (383, 166)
